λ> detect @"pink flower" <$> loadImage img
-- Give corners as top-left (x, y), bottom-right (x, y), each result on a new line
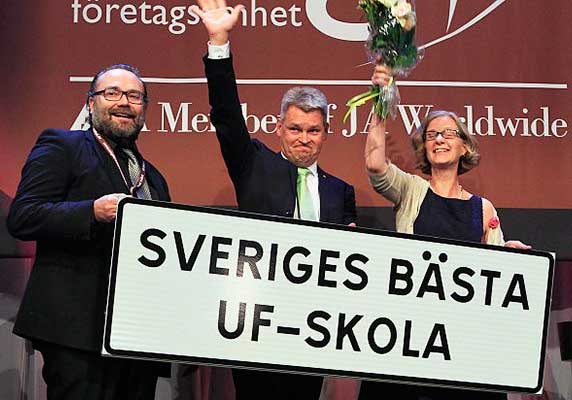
top-left (488, 216), bottom-right (500, 229)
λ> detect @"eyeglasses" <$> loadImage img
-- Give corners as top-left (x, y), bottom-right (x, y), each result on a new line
top-left (91, 87), bottom-right (147, 105)
top-left (423, 128), bottom-right (460, 141)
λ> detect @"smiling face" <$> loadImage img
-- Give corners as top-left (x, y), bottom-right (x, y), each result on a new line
top-left (424, 116), bottom-right (467, 172)
top-left (88, 68), bottom-right (147, 141)
top-left (276, 106), bottom-right (328, 167)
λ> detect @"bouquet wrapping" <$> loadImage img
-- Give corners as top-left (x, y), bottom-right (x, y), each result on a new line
top-left (345, 0), bottom-right (422, 121)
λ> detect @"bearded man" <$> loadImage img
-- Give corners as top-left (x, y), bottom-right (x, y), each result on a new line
top-left (7, 64), bottom-right (170, 400)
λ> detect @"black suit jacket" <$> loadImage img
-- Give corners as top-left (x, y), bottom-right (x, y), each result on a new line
top-left (204, 56), bottom-right (356, 224)
top-left (7, 129), bottom-right (170, 351)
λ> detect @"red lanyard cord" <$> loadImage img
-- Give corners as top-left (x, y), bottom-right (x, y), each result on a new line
top-left (92, 130), bottom-right (146, 196)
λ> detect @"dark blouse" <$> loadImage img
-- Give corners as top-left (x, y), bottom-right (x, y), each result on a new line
top-left (414, 189), bottom-right (483, 242)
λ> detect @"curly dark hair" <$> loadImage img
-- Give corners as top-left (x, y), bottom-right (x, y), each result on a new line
top-left (411, 110), bottom-right (480, 175)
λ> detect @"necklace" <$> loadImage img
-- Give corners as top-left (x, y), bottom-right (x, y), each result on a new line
top-left (429, 180), bottom-right (464, 199)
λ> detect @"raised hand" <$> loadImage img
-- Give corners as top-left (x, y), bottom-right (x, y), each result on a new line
top-left (372, 64), bottom-right (393, 87)
top-left (191, 0), bottom-right (244, 45)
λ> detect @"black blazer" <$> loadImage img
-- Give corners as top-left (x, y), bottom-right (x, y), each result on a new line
top-left (204, 56), bottom-right (356, 224)
top-left (7, 129), bottom-right (170, 351)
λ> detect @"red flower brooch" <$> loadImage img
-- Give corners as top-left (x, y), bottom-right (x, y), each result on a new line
top-left (488, 216), bottom-right (500, 229)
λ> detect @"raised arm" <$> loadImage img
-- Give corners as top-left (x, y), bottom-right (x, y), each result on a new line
top-left (365, 64), bottom-right (392, 175)
top-left (365, 116), bottom-right (388, 175)
top-left (193, 1), bottom-right (257, 181)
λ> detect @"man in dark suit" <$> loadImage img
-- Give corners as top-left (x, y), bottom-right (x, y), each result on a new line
top-left (7, 64), bottom-right (170, 400)
top-left (192, 2), bottom-right (357, 399)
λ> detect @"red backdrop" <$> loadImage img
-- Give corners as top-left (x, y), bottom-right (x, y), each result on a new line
top-left (2, 0), bottom-right (571, 208)
top-left (1, 2), bottom-right (571, 399)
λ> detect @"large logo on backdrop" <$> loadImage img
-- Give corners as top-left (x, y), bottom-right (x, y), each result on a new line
top-left (70, 0), bottom-right (507, 45)
top-left (306, 0), bottom-right (507, 49)
top-left (69, 0), bottom-right (568, 140)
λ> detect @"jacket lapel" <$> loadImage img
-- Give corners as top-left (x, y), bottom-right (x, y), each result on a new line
top-left (85, 130), bottom-right (129, 194)
top-left (317, 167), bottom-right (331, 223)
top-left (288, 162), bottom-right (297, 198)
top-left (145, 165), bottom-right (167, 201)
top-left (279, 152), bottom-right (298, 216)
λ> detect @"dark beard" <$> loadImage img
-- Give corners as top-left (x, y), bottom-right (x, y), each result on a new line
top-left (91, 110), bottom-right (144, 147)
top-left (96, 124), bottom-right (140, 147)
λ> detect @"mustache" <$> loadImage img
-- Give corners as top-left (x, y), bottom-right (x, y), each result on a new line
top-left (109, 107), bottom-right (137, 118)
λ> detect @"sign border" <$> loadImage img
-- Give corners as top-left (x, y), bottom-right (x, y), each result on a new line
top-left (104, 197), bottom-right (554, 394)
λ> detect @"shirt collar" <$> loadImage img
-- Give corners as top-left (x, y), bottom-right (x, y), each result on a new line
top-left (305, 162), bottom-right (318, 176)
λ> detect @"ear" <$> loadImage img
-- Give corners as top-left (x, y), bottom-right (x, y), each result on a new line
top-left (88, 97), bottom-right (94, 114)
top-left (275, 120), bottom-right (283, 138)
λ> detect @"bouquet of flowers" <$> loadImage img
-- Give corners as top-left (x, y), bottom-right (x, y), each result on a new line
top-left (344, 0), bottom-right (421, 121)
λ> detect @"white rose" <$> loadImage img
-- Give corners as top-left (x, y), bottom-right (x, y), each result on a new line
top-left (399, 12), bottom-right (416, 31)
top-left (391, 0), bottom-right (412, 18)
top-left (379, 0), bottom-right (397, 8)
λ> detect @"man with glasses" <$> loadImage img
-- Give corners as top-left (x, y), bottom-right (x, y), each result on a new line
top-left (7, 64), bottom-right (170, 400)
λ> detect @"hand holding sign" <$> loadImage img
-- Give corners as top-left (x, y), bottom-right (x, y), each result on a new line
top-left (93, 193), bottom-right (130, 222)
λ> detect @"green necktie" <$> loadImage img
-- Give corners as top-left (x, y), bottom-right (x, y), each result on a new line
top-left (296, 167), bottom-right (317, 221)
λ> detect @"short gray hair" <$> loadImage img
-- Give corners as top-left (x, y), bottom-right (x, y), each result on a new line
top-left (280, 87), bottom-right (328, 122)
